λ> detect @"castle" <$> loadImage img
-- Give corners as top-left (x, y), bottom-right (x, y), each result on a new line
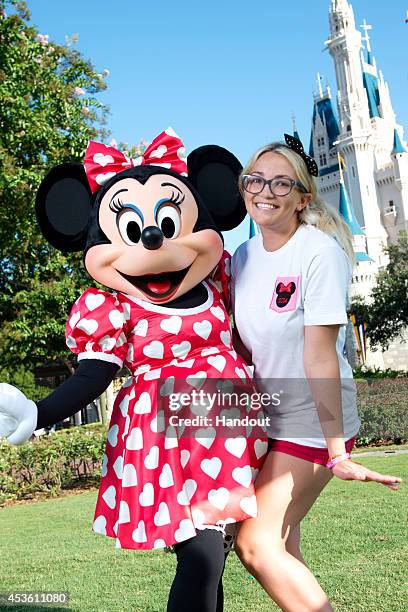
top-left (307, 0), bottom-right (408, 370)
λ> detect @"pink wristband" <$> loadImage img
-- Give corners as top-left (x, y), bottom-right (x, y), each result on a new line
top-left (326, 452), bottom-right (351, 470)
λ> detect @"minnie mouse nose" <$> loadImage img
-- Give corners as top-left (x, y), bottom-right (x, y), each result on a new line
top-left (141, 226), bottom-right (164, 250)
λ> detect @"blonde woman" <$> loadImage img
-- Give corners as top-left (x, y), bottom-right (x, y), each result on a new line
top-left (231, 135), bottom-right (401, 612)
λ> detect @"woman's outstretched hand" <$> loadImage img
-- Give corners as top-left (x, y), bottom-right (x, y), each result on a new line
top-left (331, 459), bottom-right (402, 490)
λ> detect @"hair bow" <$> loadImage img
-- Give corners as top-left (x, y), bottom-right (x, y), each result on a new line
top-left (283, 134), bottom-right (319, 177)
top-left (84, 127), bottom-right (188, 194)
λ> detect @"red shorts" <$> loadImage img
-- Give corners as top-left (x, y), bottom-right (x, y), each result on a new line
top-left (267, 437), bottom-right (357, 466)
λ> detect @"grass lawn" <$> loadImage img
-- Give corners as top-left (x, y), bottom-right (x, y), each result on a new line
top-left (0, 455), bottom-right (407, 612)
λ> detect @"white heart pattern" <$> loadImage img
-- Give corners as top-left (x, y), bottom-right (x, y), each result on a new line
top-left (195, 427), bottom-right (216, 449)
top-left (96, 172), bottom-right (116, 186)
top-left (220, 330), bottom-right (231, 347)
top-left (126, 427), bottom-right (143, 450)
top-left (150, 410), bottom-right (165, 433)
top-left (149, 144), bottom-right (167, 158)
top-left (77, 318), bottom-right (98, 336)
top-left (164, 426), bottom-right (179, 449)
top-left (107, 424), bottom-right (119, 447)
top-left (239, 495), bottom-right (257, 517)
top-left (102, 485), bottom-right (117, 509)
top-left (207, 355), bottom-right (226, 373)
top-left (69, 311), bottom-right (81, 328)
top-left (154, 501), bottom-right (171, 526)
top-left (186, 371), bottom-right (207, 390)
top-left (171, 341), bottom-right (191, 360)
top-left (159, 463), bottom-right (174, 488)
top-left (143, 340), bottom-right (164, 359)
top-left (254, 439), bottom-right (268, 460)
top-left (132, 319), bottom-right (148, 337)
top-left (109, 309), bottom-right (124, 330)
top-left (210, 306), bottom-right (225, 322)
top-left (93, 152), bottom-right (114, 167)
top-left (93, 515), bottom-right (107, 535)
top-left (160, 316), bottom-right (182, 335)
top-left (174, 518), bottom-right (196, 542)
top-left (133, 392), bottom-right (151, 414)
top-left (113, 455), bottom-right (124, 479)
top-left (153, 539), bottom-right (167, 549)
top-left (122, 463), bottom-right (138, 487)
top-left (144, 445), bottom-right (159, 470)
top-left (99, 335), bottom-right (116, 352)
top-left (85, 293), bottom-right (105, 311)
top-left (118, 500), bottom-right (130, 524)
top-left (180, 450), bottom-right (190, 468)
top-left (176, 479), bottom-right (197, 505)
top-left (201, 457), bottom-right (222, 480)
top-left (66, 335), bottom-right (76, 348)
top-left (201, 347), bottom-right (219, 357)
top-left (132, 520), bottom-right (147, 543)
top-left (208, 487), bottom-right (230, 511)
top-left (193, 320), bottom-right (212, 340)
top-left (144, 368), bottom-right (161, 381)
top-left (232, 465), bottom-right (252, 488)
top-left (139, 482), bottom-right (154, 507)
top-left (101, 454), bottom-right (108, 477)
top-left (160, 377), bottom-right (175, 397)
top-left (225, 437), bottom-right (247, 458)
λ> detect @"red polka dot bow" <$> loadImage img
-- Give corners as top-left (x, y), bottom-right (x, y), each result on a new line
top-left (84, 127), bottom-right (188, 194)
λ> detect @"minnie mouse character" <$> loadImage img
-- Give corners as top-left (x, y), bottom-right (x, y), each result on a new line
top-left (275, 281), bottom-right (296, 308)
top-left (0, 128), bottom-right (268, 612)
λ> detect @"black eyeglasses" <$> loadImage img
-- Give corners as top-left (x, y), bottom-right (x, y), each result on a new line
top-left (241, 174), bottom-right (307, 196)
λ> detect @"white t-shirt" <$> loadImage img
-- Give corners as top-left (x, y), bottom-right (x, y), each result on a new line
top-left (231, 224), bottom-right (360, 447)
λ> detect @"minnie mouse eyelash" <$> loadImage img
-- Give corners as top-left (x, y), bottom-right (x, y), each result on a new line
top-left (109, 197), bottom-right (125, 213)
top-left (167, 190), bottom-right (185, 206)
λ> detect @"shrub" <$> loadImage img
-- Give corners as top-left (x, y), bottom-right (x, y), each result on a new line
top-left (356, 378), bottom-right (408, 446)
top-left (0, 424), bottom-right (107, 505)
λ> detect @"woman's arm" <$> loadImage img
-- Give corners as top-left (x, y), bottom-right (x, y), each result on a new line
top-left (304, 325), bottom-right (401, 489)
top-left (303, 324), bottom-right (346, 458)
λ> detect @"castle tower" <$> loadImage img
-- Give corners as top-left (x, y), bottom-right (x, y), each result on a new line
top-left (326, 0), bottom-right (388, 266)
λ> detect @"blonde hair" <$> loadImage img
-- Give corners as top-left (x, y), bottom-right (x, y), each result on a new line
top-left (240, 142), bottom-right (355, 266)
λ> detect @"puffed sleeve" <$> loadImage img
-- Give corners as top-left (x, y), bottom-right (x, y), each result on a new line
top-left (65, 289), bottom-right (129, 368)
top-left (303, 243), bottom-right (351, 326)
top-left (210, 250), bottom-right (232, 312)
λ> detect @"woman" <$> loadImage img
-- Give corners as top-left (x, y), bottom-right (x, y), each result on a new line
top-left (231, 135), bottom-right (401, 611)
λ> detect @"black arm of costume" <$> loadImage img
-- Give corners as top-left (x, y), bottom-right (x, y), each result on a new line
top-left (36, 360), bottom-right (119, 429)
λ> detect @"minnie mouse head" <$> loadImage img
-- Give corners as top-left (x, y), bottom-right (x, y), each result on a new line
top-left (36, 128), bottom-right (246, 304)
top-left (275, 281), bottom-right (296, 308)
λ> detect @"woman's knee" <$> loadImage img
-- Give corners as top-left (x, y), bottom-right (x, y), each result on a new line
top-left (235, 529), bottom-right (282, 573)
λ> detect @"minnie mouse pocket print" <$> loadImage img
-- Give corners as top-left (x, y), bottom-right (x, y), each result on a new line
top-left (270, 276), bottom-right (300, 313)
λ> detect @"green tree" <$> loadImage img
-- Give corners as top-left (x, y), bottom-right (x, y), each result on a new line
top-left (0, 0), bottom-right (109, 370)
top-left (352, 231), bottom-right (408, 351)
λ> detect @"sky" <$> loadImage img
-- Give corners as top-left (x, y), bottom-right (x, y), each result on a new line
top-left (26, 0), bottom-right (408, 253)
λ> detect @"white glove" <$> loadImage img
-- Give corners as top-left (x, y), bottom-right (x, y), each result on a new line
top-left (0, 383), bottom-right (38, 445)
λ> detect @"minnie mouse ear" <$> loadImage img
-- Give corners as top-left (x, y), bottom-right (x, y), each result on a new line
top-left (187, 145), bottom-right (246, 231)
top-left (36, 163), bottom-right (92, 252)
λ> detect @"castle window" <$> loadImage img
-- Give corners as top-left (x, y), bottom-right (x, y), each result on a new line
top-left (319, 153), bottom-right (327, 166)
top-left (347, 125), bottom-right (351, 132)
top-left (317, 137), bottom-right (325, 147)
top-left (352, 166), bottom-right (355, 177)
top-left (384, 201), bottom-right (396, 216)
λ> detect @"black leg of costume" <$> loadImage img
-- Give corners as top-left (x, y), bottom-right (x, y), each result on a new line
top-left (167, 529), bottom-right (227, 612)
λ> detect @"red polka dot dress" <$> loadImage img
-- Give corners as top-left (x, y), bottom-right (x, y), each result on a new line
top-left (65, 252), bottom-right (268, 550)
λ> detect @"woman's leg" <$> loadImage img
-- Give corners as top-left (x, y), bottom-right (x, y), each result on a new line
top-left (235, 451), bottom-right (333, 612)
top-left (167, 529), bottom-right (226, 612)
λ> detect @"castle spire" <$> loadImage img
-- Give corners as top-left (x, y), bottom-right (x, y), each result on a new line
top-left (392, 128), bottom-right (407, 155)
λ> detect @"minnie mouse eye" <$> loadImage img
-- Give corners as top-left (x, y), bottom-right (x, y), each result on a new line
top-left (156, 205), bottom-right (181, 239)
top-left (117, 209), bottom-right (143, 245)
